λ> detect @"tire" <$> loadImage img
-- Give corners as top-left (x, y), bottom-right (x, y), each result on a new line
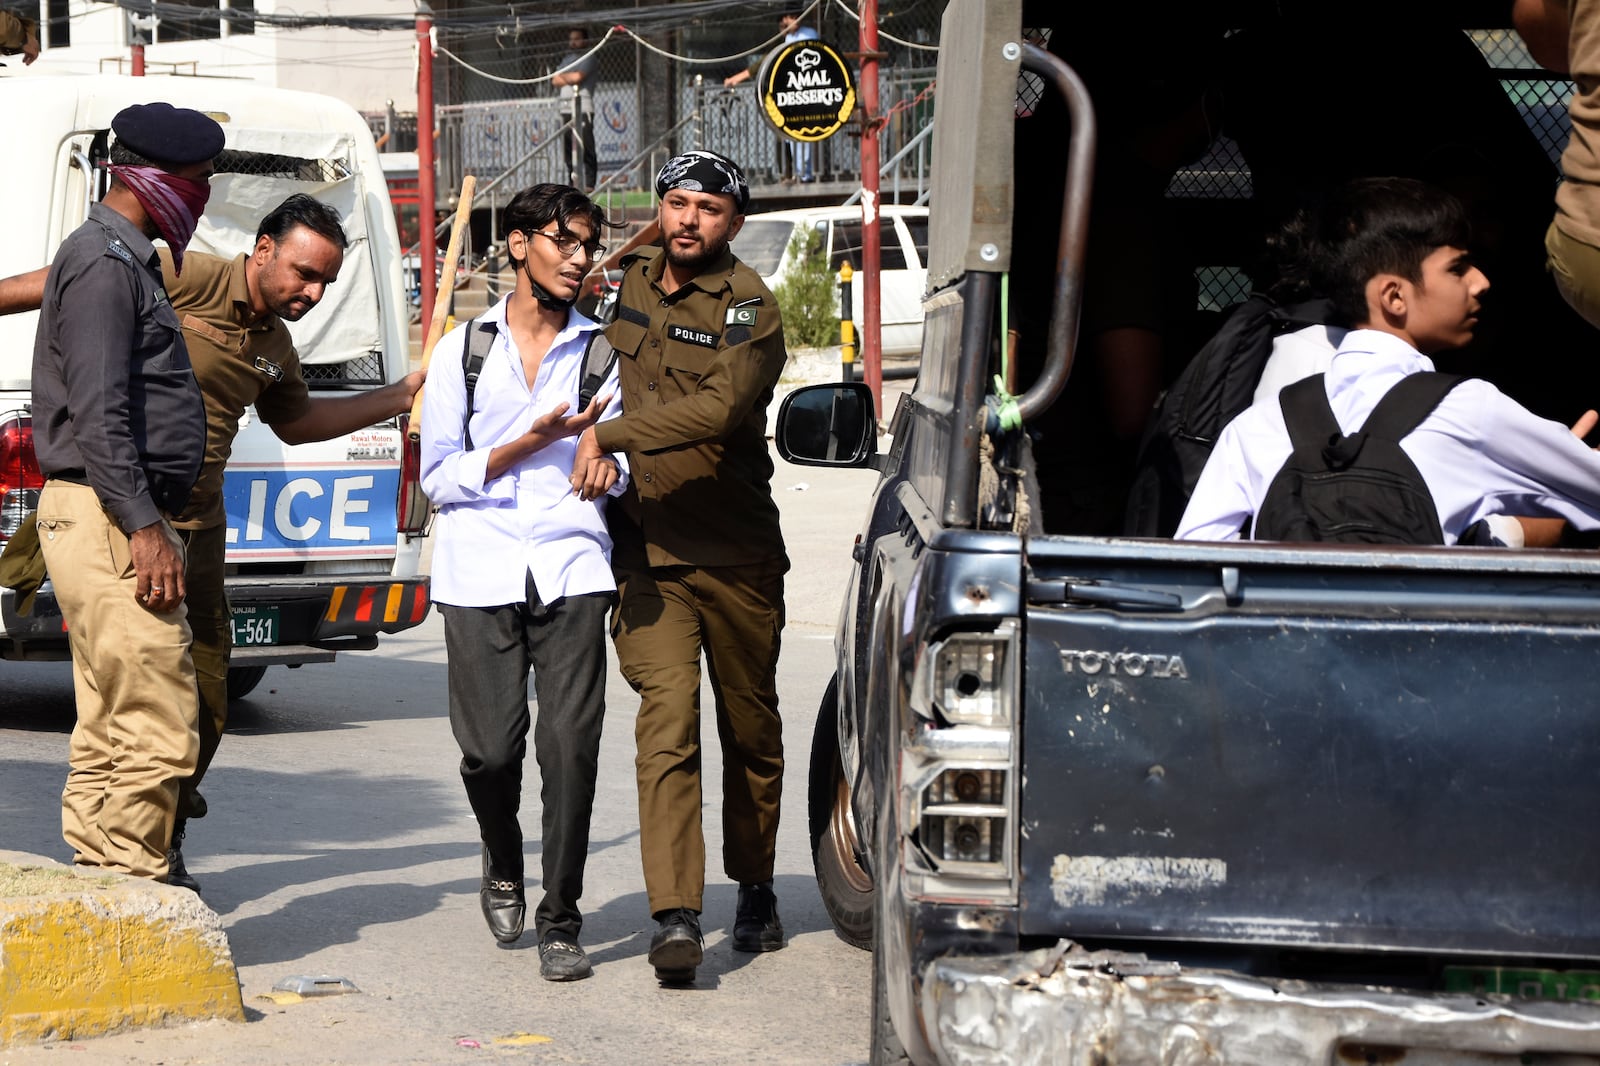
top-left (869, 907), bottom-right (912, 1066)
top-left (808, 677), bottom-right (875, 949)
top-left (226, 664), bottom-right (269, 702)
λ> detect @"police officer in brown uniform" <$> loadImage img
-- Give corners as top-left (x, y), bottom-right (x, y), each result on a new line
top-left (8, 194), bottom-right (424, 890)
top-left (32, 102), bottom-right (221, 882)
top-left (576, 150), bottom-right (789, 983)
top-left (157, 194), bottom-right (425, 891)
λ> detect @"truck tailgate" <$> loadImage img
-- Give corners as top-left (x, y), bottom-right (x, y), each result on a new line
top-left (1018, 539), bottom-right (1600, 960)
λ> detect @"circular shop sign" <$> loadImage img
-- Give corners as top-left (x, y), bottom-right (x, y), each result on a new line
top-left (757, 38), bottom-right (856, 143)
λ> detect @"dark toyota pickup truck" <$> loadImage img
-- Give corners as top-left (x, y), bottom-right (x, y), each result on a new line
top-left (778, 1), bottom-right (1600, 1062)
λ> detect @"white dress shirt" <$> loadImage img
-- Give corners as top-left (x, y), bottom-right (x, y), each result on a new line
top-left (421, 296), bottom-right (627, 607)
top-left (1177, 329), bottom-right (1600, 543)
top-left (1251, 323), bottom-right (1348, 406)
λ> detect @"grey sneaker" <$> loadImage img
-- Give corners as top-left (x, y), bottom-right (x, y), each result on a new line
top-left (732, 881), bottom-right (784, 952)
top-left (538, 936), bottom-right (593, 982)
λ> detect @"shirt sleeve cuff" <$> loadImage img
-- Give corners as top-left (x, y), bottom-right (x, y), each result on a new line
top-left (110, 496), bottom-right (164, 535)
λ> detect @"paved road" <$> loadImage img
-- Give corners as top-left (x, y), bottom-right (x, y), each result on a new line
top-left (0, 432), bottom-right (895, 1066)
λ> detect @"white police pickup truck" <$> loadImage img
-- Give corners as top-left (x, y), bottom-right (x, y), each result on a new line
top-left (0, 75), bottom-right (430, 699)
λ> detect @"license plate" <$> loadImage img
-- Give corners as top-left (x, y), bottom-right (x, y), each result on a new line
top-left (1444, 966), bottom-right (1600, 1002)
top-left (231, 605), bottom-right (280, 647)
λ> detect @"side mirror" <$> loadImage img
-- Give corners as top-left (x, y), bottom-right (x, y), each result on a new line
top-left (775, 382), bottom-right (878, 467)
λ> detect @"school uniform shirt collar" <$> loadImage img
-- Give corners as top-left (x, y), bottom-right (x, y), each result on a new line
top-left (483, 291), bottom-right (600, 347)
top-left (1324, 328), bottom-right (1438, 416)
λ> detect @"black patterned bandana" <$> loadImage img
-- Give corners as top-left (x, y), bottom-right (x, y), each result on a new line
top-left (654, 151), bottom-right (750, 213)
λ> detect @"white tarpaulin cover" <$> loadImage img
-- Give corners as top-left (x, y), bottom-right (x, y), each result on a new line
top-left (191, 171), bottom-right (379, 367)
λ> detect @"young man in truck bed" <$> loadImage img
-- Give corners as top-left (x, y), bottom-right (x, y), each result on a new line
top-left (1177, 176), bottom-right (1600, 542)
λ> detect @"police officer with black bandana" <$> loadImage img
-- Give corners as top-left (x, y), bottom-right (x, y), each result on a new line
top-left (574, 150), bottom-right (790, 984)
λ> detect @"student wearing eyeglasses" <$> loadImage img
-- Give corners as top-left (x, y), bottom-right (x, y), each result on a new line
top-left (418, 183), bottom-right (624, 982)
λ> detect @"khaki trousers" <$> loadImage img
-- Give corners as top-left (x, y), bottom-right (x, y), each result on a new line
top-left (1547, 220), bottom-right (1600, 332)
top-left (612, 557), bottom-right (786, 916)
top-left (36, 481), bottom-right (199, 880)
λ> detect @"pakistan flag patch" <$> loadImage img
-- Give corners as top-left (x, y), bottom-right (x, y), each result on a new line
top-left (726, 306), bottom-right (758, 327)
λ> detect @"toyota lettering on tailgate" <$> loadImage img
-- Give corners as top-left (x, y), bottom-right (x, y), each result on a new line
top-left (222, 464), bottom-right (401, 560)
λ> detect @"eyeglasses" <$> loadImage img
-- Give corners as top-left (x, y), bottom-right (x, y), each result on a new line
top-left (528, 229), bottom-right (606, 264)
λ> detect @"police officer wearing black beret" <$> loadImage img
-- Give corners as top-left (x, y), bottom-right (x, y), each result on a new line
top-left (31, 101), bottom-right (225, 883)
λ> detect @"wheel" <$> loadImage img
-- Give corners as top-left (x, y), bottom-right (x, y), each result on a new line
top-left (226, 664), bottom-right (269, 702)
top-left (808, 677), bottom-right (875, 949)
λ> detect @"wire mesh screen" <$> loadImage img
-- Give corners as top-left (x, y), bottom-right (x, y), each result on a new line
top-left (216, 150), bottom-right (349, 184)
top-left (302, 352), bottom-right (385, 387)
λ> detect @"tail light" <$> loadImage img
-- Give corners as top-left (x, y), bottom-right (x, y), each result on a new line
top-left (0, 414), bottom-right (43, 542)
top-left (395, 413), bottom-right (431, 536)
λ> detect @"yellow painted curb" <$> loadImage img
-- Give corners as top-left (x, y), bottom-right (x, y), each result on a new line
top-left (0, 851), bottom-right (244, 1046)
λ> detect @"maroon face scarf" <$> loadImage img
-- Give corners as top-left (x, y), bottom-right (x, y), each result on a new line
top-left (109, 164), bottom-right (212, 275)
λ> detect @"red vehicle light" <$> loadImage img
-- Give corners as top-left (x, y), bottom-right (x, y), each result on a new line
top-left (0, 415), bottom-right (43, 543)
top-left (395, 413), bottom-right (431, 536)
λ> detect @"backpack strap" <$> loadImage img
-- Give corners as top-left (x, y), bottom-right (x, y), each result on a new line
top-left (1279, 371), bottom-right (1465, 464)
top-left (461, 316), bottom-right (500, 452)
top-left (1278, 374), bottom-right (1343, 457)
top-left (578, 331), bottom-right (619, 411)
top-left (1360, 372), bottom-right (1465, 443)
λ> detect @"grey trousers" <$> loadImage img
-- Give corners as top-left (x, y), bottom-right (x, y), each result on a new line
top-left (440, 573), bottom-right (611, 943)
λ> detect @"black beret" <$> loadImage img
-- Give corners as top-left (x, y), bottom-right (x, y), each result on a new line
top-left (111, 102), bottom-right (225, 165)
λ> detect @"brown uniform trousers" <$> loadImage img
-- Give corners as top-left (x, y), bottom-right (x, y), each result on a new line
top-left (36, 481), bottom-right (199, 879)
top-left (612, 557), bottom-right (787, 914)
top-left (177, 522), bottom-right (231, 819)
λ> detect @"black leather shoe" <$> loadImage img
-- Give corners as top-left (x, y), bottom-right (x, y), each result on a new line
top-left (648, 908), bottom-right (703, 982)
top-left (166, 821), bottom-right (201, 894)
top-left (732, 881), bottom-right (784, 952)
top-left (480, 849), bottom-right (525, 944)
top-left (538, 936), bottom-right (593, 981)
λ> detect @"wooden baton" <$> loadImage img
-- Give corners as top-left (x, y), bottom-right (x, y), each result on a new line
top-left (406, 173), bottom-right (477, 442)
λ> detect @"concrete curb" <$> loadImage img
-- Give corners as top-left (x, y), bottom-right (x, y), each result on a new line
top-left (0, 850), bottom-right (244, 1047)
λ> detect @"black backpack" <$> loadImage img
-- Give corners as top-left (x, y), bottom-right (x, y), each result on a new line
top-left (1253, 371), bottom-right (1464, 544)
top-left (460, 317), bottom-right (619, 450)
top-left (1125, 294), bottom-right (1336, 537)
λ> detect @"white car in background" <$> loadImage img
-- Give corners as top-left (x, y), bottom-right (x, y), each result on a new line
top-left (731, 205), bottom-right (929, 357)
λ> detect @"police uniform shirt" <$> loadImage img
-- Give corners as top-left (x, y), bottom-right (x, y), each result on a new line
top-left (32, 203), bottom-right (205, 533)
top-left (595, 245), bottom-right (788, 569)
top-left (157, 249), bottom-right (312, 530)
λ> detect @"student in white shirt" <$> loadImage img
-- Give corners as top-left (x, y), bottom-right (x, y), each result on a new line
top-left (1178, 177), bottom-right (1600, 543)
top-left (420, 184), bottom-right (624, 981)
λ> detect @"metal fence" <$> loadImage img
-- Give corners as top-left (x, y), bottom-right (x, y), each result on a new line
top-left (425, 0), bottom-right (944, 206)
top-left (432, 65), bottom-right (936, 206)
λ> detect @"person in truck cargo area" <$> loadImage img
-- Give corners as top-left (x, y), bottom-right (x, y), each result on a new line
top-left (572, 149), bottom-right (789, 984)
top-left (419, 183), bottom-right (624, 982)
top-left (30, 101), bottom-right (220, 884)
top-left (2, 193), bottom-right (427, 893)
top-left (1177, 176), bottom-right (1600, 543)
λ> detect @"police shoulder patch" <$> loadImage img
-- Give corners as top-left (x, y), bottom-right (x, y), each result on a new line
top-left (726, 306), bottom-right (758, 327)
top-left (105, 239), bottom-right (134, 265)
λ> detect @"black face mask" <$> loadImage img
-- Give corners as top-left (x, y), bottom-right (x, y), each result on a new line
top-left (519, 247), bottom-right (576, 311)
